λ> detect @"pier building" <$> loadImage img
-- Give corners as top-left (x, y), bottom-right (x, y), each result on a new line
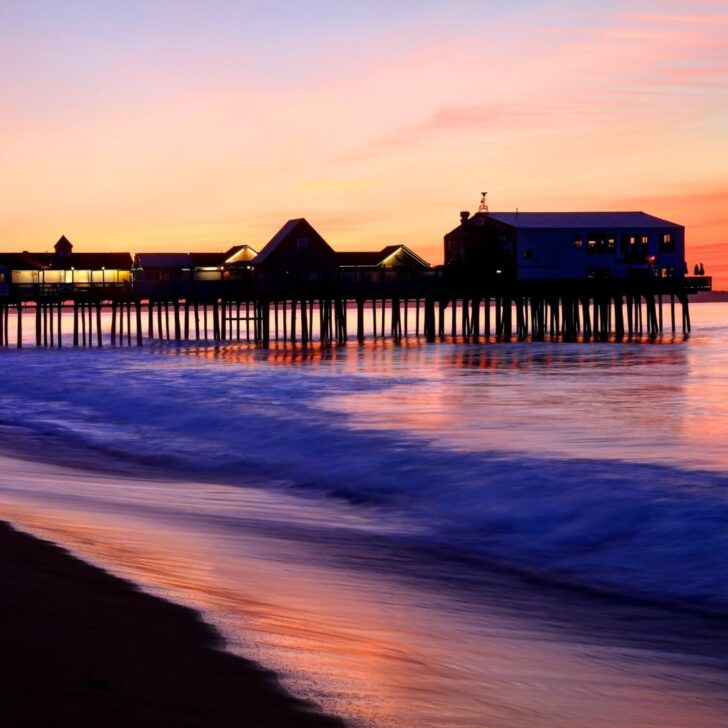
top-left (0, 236), bottom-right (132, 292)
top-left (445, 211), bottom-right (685, 281)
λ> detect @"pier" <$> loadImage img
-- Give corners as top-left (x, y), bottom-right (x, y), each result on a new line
top-left (0, 274), bottom-right (711, 349)
top-left (0, 212), bottom-right (713, 349)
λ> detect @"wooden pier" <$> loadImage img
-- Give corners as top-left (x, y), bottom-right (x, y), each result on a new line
top-left (0, 275), bottom-right (711, 349)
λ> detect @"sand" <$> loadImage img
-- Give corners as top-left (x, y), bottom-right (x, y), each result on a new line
top-left (0, 520), bottom-right (344, 727)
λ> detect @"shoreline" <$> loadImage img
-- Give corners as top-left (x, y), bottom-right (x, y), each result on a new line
top-left (0, 519), bottom-right (344, 728)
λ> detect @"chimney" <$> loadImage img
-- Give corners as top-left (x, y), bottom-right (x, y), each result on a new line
top-left (460, 211), bottom-right (470, 224)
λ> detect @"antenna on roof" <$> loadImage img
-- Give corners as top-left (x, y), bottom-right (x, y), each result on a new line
top-left (478, 191), bottom-right (489, 214)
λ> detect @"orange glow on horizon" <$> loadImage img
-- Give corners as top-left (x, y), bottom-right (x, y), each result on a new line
top-left (0, 2), bottom-right (726, 287)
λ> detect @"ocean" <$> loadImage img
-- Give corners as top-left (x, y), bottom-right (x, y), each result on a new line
top-left (1, 301), bottom-right (728, 727)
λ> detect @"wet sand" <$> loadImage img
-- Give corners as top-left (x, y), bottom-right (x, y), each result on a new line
top-left (0, 520), bottom-right (343, 728)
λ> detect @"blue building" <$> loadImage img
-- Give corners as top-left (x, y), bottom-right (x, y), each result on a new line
top-left (445, 211), bottom-right (685, 281)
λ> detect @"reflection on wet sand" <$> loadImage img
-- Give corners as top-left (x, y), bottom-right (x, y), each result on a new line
top-left (2, 455), bottom-right (728, 728)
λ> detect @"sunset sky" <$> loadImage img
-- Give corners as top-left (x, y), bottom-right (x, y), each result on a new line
top-left (1, 1), bottom-right (726, 285)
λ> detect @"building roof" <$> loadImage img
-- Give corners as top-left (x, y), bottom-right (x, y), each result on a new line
top-left (483, 211), bottom-right (683, 229)
top-left (336, 245), bottom-right (431, 268)
top-left (224, 244), bottom-right (258, 264)
top-left (54, 235), bottom-right (73, 253)
top-left (252, 219), bottom-right (305, 265)
top-left (379, 244), bottom-right (430, 268)
top-left (135, 253), bottom-right (193, 268)
top-left (252, 218), bottom-right (336, 267)
top-left (335, 251), bottom-right (383, 266)
top-left (0, 253), bottom-right (45, 270)
top-left (0, 251), bottom-right (132, 269)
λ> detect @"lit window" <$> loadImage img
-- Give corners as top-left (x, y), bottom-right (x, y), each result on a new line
top-left (659, 232), bottom-right (674, 253)
top-left (574, 238), bottom-right (583, 248)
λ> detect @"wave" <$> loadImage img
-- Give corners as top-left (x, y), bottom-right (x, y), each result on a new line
top-left (2, 346), bottom-right (728, 612)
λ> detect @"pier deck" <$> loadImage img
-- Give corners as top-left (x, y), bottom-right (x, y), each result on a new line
top-left (0, 275), bottom-right (712, 348)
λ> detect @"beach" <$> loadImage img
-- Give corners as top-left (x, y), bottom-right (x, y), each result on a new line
top-left (0, 520), bottom-right (342, 727)
top-left (0, 518), bottom-right (343, 727)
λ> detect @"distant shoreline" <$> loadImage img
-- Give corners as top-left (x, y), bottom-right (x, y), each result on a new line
top-left (690, 290), bottom-right (728, 303)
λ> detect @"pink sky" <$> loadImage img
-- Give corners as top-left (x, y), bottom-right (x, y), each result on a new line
top-left (1, 1), bottom-right (726, 285)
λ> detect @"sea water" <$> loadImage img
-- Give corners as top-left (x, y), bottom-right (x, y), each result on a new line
top-left (1, 302), bottom-right (728, 727)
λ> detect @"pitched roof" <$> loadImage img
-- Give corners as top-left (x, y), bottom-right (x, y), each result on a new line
top-left (252, 219), bottom-right (305, 265)
top-left (252, 219), bottom-right (336, 266)
top-left (54, 235), bottom-right (73, 252)
top-left (337, 245), bottom-right (430, 268)
top-left (379, 245), bottom-right (430, 268)
top-left (484, 211), bottom-right (682, 229)
top-left (224, 244), bottom-right (257, 264)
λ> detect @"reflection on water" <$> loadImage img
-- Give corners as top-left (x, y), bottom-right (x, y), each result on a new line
top-left (1, 303), bottom-right (728, 727)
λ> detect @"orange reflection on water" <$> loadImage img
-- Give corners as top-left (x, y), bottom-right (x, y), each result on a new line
top-left (3, 476), bottom-right (728, 728)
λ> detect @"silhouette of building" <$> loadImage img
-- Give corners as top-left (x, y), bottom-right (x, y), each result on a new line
top-left (445, 211), bottom-right (685, 280)
top-left (189, 245), bottom-right (258, 280)
top-left (133, 253), bottom-right (193, 282)
top-left (251, 219), bottom-right (339, 284)
top-left (0, 236), bottom-right (132, 288)
top-left (335, 245), bottom-right (430, 270)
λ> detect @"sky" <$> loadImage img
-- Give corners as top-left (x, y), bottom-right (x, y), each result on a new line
top-left (1, 0), bottom-right (726, 285)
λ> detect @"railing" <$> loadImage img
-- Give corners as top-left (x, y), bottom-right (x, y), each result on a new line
top-left (684, 276), bottom-right (712, 292)
top-left (3, 270), bottom-right (712, 303)
top-left (11, 282), bottom-right (133, 299)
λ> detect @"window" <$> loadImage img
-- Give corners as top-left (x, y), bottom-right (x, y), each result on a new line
top-left (640, 235), bottom-right (649, 256)
top-left (587, 233), bottom-right (616, 255)
top-left (297, 238), bottom-right (309, 250)
top-left (659, 232), bottom-right (674, 253)
top-left (574, 238), bottom-right (583, 248)
top-left (523, 250), bottom-right (533, 259)
top-left (620, 234), bottom-right (639, 259)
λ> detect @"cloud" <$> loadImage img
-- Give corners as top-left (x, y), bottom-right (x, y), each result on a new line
top-left (343, 103), bottom-right (546, 162)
